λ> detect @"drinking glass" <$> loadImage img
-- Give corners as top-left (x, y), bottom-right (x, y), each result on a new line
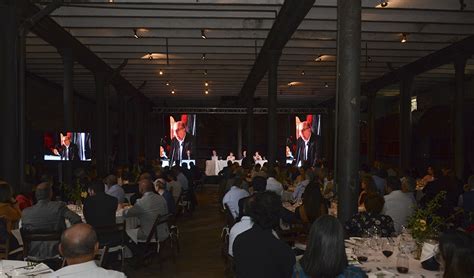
top-left (381, 238), bottom-right (394, 267)
top-left (396, 252), bottom-right (410, 274)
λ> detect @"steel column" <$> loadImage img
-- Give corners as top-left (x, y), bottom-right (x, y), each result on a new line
top-left (367, 92), bottom-right (376, 166)
top-left (454, 57), bottom-right (467, 180)
top-left (237, 117), bottom-right (243, 159)
top-left (336, 0), bottom-right (361, 224)
top-left (267, 50), bottom-right (281, 167)
top-left (117, 94), bottom-right (128, 166)
top-left (94, 72), bottom-right (107, 177)
top-left (399, 76), bottom-right (413, 172)
top-left (246, 100), bottom-right (255, 156)
top-left (60, 48), bottom-right (74, 130)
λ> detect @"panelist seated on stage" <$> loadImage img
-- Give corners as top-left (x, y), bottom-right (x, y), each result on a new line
top-left (253, 151), bottom-right (263, 161)
top-left (226, 152), bottom-right (236, 162)
top-left (211, 150), bottom-right (219, 160)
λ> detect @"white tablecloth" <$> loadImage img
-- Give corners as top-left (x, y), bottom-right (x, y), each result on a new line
top-left (0, 260), bottom-right (52, 277)
top-left (204, 159), bottom-right (268, 176)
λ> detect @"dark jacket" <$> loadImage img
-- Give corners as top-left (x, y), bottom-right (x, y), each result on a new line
top-left (83, 192), bottom-right (118, 228)
top-left (294, 134), bottom-right (321, 167)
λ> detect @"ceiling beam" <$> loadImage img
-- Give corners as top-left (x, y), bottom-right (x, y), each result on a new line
top-left (20, 0), bottom-right (152, 104)
top-left (238, 0), bottom-right (315, 104)
top-left (363, 34), bottom-right (474, 93)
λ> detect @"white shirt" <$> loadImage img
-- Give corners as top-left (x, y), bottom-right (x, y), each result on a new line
top-left (222, 186), bottom-right (249, 219)
top-left (226, 155), bottom-right (235, 161)
top-left (266, 177), bottom-right (283, 196)
top-left (47, 260), bottom-right (125, 278)
top-left (382, 190), bottom-right (416, 234)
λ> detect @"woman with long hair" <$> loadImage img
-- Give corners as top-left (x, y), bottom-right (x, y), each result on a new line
top-left (358, 175), bottom-right (378, 207)
top-left (293, 215), bottom-right (366, 278)
top-left (439, 230), bottom-right (474, 278)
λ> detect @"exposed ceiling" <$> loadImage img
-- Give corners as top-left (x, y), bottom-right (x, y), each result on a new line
top-left (25, 0), bottom-right (474, 106)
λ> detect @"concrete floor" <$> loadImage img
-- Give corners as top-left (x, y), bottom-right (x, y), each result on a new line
top-left (125, 184), bottom-right (227, 278)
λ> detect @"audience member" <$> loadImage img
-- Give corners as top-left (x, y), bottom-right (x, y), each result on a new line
top-left (49, 223), bottom-right (125, 277)
top-left (173, 166), bottom-right (189, 191)
top-left (166, 171), bottom-right (182, 203)
top-left (104, 175), bottom-right (125, 204)
top-left (372, 169), bottom-right (387, 196)
top-left (22, 182), bottom-right (82, 259)
top-left (251, 176), bottom-right (267, 193)
top-left (345, 194), bottom-right (395, 237)
top-left (222, 178), bottom-right (249, 219)
top-left (292, 170), bottom-right (313, 202)
top-left (83, 180), bottom-right (118, 228)
top-left (358, 175), bottom-right (378, 207)
top-left (293, 215), bottom-right (366, 278)
top-left (295, 181), bottom-right (327, 224)
top-left (233, 191), bottom-right (295, 278)
top-left (0, 181), bottom-right (22, 254)
top-left (458, 175), bottom-right (474, 228)
top-left (154, 178), bottom-right (176, 215)
top-left (266, 168), bottom-right (283, 196)
top-left (382, 176), bottom-right (416, 233)
top-left (438, 230), bottom-right (474, 278)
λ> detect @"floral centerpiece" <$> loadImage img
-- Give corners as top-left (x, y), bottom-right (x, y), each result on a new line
top-left (61, 179), bottom-right (88, 205)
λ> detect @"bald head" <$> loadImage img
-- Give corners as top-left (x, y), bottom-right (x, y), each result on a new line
top-left (103, 175), bottom-right (117, 186)
top-left (60, 223), bottom-right (98, 261)
top-left (139, 179), bottom-right (154, 194)
top-left (35, 182), bottom-right (52, 201)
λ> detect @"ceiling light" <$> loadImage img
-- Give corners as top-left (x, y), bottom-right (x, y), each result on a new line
top-left (380, 1), bottom-right (388, 7)
top-left (205, 89), bottom-right (209, 95)
top-left (133, 29), bottom-right (139, 39)
top-left (401, 33), bottom-right (408, 43)
top-left (368, 56), bottom-right (372, 62)
top-left (159, 69), bottom-right (163, 75)
top-left (204, 69), bottom-right (208, 76)
top-left (301, 70), bottom-right (305, 76)
top-left (324, 82), bottom-right (329, 88)
top-left (201, 53), bottom-right (206, 60)
top-left (201, 29), bottom-right (207, 39)
top-left (148, 53), bottom-right (153, 60)
top-left (166, 81), bottom-right (170, 86)
top-left (315, 55), bottom-right (323, 62)
top-left (171, 89), bottom-right (175, 94)
top-left (205, 81), bottom-right (209, 87)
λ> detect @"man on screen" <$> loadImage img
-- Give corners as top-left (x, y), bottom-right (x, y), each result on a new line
top-left (53, 132), bottom-right (80, 161)
top-left (295, 121), bottom-right (320, 167)
top-left (169, 121), bottom-right (194, 167)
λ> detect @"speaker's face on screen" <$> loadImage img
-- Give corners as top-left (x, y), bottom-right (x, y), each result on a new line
top-left (301, 122), bottom-right (312, 141)
top-left (174, 121), bottom-right (186, 141)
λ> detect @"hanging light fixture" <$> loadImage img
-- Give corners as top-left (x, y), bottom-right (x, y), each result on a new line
top-left (171, 89), bottom-right (175, 94)
top-left (201, 29), bottom-right (207, 39)
top-left (401, 33), bottom-right (408, 43)
top-left (324, 82), bottom-right (329, 88)
top-left (201, 53), bottom-right (206, 60)
top-left (204, 69), bottom-right (208, 76)
top-left (205, 89), bottom-right (209, 95)
top-left (133, 28), bottom-right (139, 39)
top-left (205, 81), bottom-right (209, 87)
top-left (301, 70), bottom-right (305, 76)
top-left (166, 81), bottom-right (170, 86)
top-left (159, 69), bottom-right (163, 75)
top-left (380, 0), bottom-right (388, 7)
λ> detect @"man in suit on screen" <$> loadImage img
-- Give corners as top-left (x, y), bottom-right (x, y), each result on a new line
top-left (294, 121), bottom-right (320, 167)
top-left (169, 121), bottom-right (194, 167)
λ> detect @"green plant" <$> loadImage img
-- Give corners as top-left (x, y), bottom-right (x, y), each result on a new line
top-left (408, 191), bottom-right (446, 243)
top-left (61, 179), bottom-right (87, 203)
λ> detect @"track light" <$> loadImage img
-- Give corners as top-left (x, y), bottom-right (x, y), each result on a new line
top-left (133, 29), bottom-right (139, 39)
top-left (201, 29), bottom-right (207, 39)
top-left (166, 81), bottom-right (170, 86)
top-left (205, 81), bottom-right (209, 87)
top-left (324, 82), bottom-right (329, 88)
top-left (204, 69), bottom-right (208, 76)
top-left (159, 69), bottom-right (163, 75)
top-left (301, 70), bottom-right (305, 76)
top-left (171, 89), bottom-right (175, 94)
top-left (201, 53), bottom-right (206, 60)
top-left (205, 89), bottom-right (209, 95)
top-left (368, 56), bottom-right (372, 62)
top-left (401, 33), bottom-right (408, 43)
top-left (380, 1), bottom-right (388, 7)
top-left (148, 53), bottom-right (153, 60)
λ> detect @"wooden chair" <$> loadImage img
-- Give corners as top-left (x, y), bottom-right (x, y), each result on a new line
top-left (94, 222), bottom-right (126, 271)
top-left (20, 228), bottom-right (63, 270)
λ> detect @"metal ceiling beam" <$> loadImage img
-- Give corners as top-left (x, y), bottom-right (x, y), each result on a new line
top-left (238, 0), bottom-right (315, 104)
top-left (20, 0), bottom-right (152, 103)
top-left (363, 34), bottom-right (474, 93)
top-left (152, 107), bottom-right (326, 114)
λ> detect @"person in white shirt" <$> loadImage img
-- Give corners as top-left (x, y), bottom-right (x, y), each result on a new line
top-left (382, 177), bottom-right (416, 234)
top-left (222, 179), bottom-right (250, 219)
top-left (48, 223), bottom-right (125, 278)
top-left (166, 172), bottom-right (182, 204)
top-left (266, 168), bottom-right (283, 196)
top-left (211, 150), bottom-right (218, 160)
top-left (226, 152), bottom-right (236, 162)
top-left (253, 151), bottom-right (263, 161)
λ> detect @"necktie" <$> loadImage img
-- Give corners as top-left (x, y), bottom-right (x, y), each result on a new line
top-left (179, 142), bottom-right (183, 162)
top-left (304, 142), bottom-right (308, 160)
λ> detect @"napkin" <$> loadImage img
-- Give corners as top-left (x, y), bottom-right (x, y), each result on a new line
top-left (368, 270), bottom-right (397, 278)
top-left (420, 241), bottom-right (440, 271)
top-left (11, 263), bottom-right (52, 276)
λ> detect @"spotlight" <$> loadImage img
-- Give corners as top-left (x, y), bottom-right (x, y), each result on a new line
top-left (205, 81), bottom-right (209, 87)
top-left (166, 81), bottom-right (170, 86)
top-left (205, 89), bottom-right (209, 95)
top-left (401, 33), bottom-right (408, 43)
top-left (324, 82), bottom-right (329, 88)
top-left (204, 69), bottom-right (208, 76)
top-left (148, 53), bottom-right (153, 60)
top-left (368, 56), bottom-right (372, 62)
top-left (133, 28), bottom-right (139, 39)
top-left (159, 69), bottom-right (163, 75)
top-left (380, 1), bottom-right (388, 7)
top-left (201, 53), bottom-right (206, 60)
top-left (201, 29), bottom-right (207, 39)
top-left (171, 89), bottom-right (175, 94)
top-left (301, 70), bottom-right (305, 76)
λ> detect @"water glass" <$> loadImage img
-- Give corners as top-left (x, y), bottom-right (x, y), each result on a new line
top-left (396, 252), bottom-right (410, 274)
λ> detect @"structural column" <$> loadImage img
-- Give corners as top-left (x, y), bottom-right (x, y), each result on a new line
top-left (134, 98), bottom-right (144, 165)
top-left (399, 76), bottom-right (413, 172)
top-left (453, 57), bottom-right (467, 180)
top-left (117, 93), bottom-right (128, 166)
top-left (94, 72), bottom-right (107, 177)
top-left (60, 48), bottom-right (74, 130)
top-left (0, 0), bottom-right (20, 189)
top-left (246, 100), bottom-right (255, 157)
top-left (335, 0), bottom-right (361, 223)
top-left (237, 117), bottom-right (243, 159)
top-left (367, 91), bottom-right (376, 166)
top-left (267, 50), bottom-right (281, 167)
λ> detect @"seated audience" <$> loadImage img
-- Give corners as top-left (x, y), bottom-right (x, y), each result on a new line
top-left (22, 182), bottom-right (82, 259)
top-left (226, 152), bottom-right (236, 162)
top-left (14, 183), bottom-right (34, 211)
top-left (382, 176), bottom-right (416, 233)
top-left (295, 181), bottom-right (327, 224)
top-left (358, 175), bottom-right (378, 207)
top-left (104, 175), bottom-right (125, 204)
top-left (458, 175), bottom-right (474, 227)
top-left (49, 223), bottom-right (125, 277)
top-left (123, 179), bottom-right (168, 243)
top-left (154, 178), bottom-right (176, 215)
top-left (371, 169), bottom-right (387, 196)
top-left (420, 166), bottom-right (435, 186)
top-left (233, 191), bottom-right (295, 278)
top-left (292, 171), bottom-right (313, 202)
top-left (345, 194), bottom-right (395, 237)
top-left (173, 166), bottom-right (189, 191)
top-left (0, 181), bottom-right (22, 253)
top-left (293, 215), bottom-right (366, 278)
top-left (266, 168), bottom-right (283, 196)
top-left (438, 230), bottom-right (474, 278)
top-left (83, 180), bottom-right (117, 228)
top-left (222, 178), bottom-right (249, 219)
top-left (166, 171), bottom-right (182, 203)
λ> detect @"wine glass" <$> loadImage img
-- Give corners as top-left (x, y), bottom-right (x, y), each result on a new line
top-left (381, 238), bottom-right (394, 264)
top-left (396, 252), bottom-right (410, 274)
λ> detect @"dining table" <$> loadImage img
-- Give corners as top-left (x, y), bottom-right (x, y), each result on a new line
top-left (0, 260), bottom-right (53, 277)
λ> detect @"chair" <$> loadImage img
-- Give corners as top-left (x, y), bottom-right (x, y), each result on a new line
top-left (94, 222), bottom-right (126, 271)
top-left (20, 228), bottom-right (63, 270)
top-left (140, 213), bottom-right (177, 266)
top-left (177, 190), bottom-right (192, 216)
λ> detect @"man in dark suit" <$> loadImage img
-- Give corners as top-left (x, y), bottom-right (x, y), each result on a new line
top-left (58, 133), bottom-right (80, 161)
top-left (295, 121), bottom-right (320, 167)
top-left (169, 121), bottom-right (194, 167)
